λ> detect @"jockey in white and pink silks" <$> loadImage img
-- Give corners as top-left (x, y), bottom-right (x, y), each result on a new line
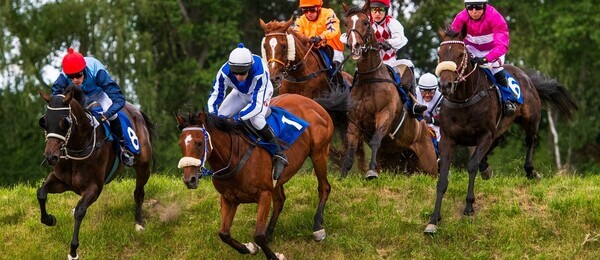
top-left (451, 0), bottom-right (516, 116)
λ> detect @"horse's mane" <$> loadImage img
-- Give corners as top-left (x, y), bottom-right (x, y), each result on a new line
top-left (262, 19), bottom-right (289, 34)
top-left (65, 84), bottom-right (86, 106)
top-left (179, 109), bottom-right (241, 133)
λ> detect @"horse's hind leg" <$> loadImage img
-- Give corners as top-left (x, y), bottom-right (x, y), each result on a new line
top-left (266, 186), bottom-right (286, 241)
top-left (524, 135), bottom-right (540, 179)
top-left (133, 163), bottom-right (151, 230)
top-left (37, 174), bottom-right (69, 226)
top-left (69, 186), bottom-right (101, 259)
top-left (310, 149), bottom-right (331, 242)
top-left (218, 198), bottom-right (260, 256)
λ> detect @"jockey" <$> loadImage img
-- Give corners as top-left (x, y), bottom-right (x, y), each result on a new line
top-left (369, 0), bottom-right (427, 117)
top-left (52, 47), bottom-right (134, 167)
top-left (416, 73), bottom-right (443, 142)
top-left (451, 0), bottom-right (516, 117)
top-left (207, 43), bottom-right (288, 180)
top-left (293, 0), bottom-right (346, 89)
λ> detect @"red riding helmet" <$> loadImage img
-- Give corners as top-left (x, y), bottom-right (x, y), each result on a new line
top-left (370, 0), bottom-right (391, 8)
top-left (62, 48), bottom-right (86, 74)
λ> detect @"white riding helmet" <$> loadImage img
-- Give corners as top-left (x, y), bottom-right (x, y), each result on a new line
top-left (464, 0), bottom-right (487, 3)
top-left (228, 43), bottom-right (253, 74)
top-left (418, 73), bottom-right (439, 90)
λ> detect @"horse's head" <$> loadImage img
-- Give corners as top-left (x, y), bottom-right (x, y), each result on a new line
top-left (260, 17), bottom-right (295, 88)
top-left (343, 2), bottom-right (374, 60)
top-left (39, 85), bottom-right (85, 166)
top-left (435, 26), bottom-right (473, 96)
top-left (176, 110), bottom-right (212, 189)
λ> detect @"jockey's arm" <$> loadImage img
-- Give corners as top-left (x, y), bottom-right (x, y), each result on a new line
top-left (96, 69), bottom-right (125, 118)
top-left (207, 69), bottom-right (228, 114)
top-left (386, 19), bottom-right (408, 50)
top-left (51, 74), bottom-right (70, 95)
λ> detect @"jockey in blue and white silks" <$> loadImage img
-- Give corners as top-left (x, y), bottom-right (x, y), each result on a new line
top-left (207, 43), bottom-right (288, 181)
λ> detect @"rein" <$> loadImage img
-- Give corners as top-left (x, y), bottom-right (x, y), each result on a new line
top-left (45, 104), bottom-right (100, 160)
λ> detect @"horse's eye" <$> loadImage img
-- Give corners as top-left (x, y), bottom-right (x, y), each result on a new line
top-left (282, 45), bottom-right (287, 50)
top-left (196, 141), bottom-right (203, 148)
top-left (363, 21), bottom-right (369, 27)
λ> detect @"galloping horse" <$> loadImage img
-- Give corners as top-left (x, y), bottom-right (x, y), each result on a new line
top-left (341, 3), bottom-right (438, 179)
top-left (260, 17), bottom-right (365, 172)
top-left (176, 94), bottom-right (333, 260)
top-left (424, 28), bottom-right (578, 234)
top-left (38, 85), bottom-right (154, 259)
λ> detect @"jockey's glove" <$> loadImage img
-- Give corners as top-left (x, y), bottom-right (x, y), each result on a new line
top-left (379, 41), bottom-right (393, 51)
top-left (472, 56), bottom-right (488, 65)
top-left (309, 36), bottom-right (322, 44)
top-left (94, 112), bottom-right (107, 122)
top-left (424, 116), bottom-right (433, 124)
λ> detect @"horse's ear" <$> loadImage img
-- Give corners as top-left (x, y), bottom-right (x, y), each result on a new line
top-left (175, 113), bottom-right (186, 131)
top-left (284, 16), bottom-right (294, 29)
top-left (259, 18), bottom-right (267, 31)
top-left (39, 90), bottom-right (51, 103)
top-left (438, 27), bottom-right (446, 40)
top-left (459, 24), bottom-right (467, 41)
top-left (342, 2), bottom-right (350, 13)
top-left (362, 1), bottom-right (370, 11)
top-left (63, 87), bottom-right (73, 104)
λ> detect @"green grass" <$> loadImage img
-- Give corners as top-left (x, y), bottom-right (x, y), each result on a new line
top-left (1, 171), bottom-right (600, 259)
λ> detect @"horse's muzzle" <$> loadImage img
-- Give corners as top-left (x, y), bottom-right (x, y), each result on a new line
top-left (44, 152), bottom-right (60, 166)
top-left (182, 168), bottom-right (199, 189)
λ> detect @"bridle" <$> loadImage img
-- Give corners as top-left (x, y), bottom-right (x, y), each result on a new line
top-left (262, 32), bottom-right (327, 83)
top-left (435, 40), bottom-right (478, 94)
top-left (346, 10), bottom-right (381, 74)
top-left (44, 96), bottom-right (98, 160)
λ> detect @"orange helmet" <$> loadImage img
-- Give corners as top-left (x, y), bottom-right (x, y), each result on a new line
top-left (299, 0), bottom-right (322, 8)
top-left (62, 48), bottom-right (86, 74)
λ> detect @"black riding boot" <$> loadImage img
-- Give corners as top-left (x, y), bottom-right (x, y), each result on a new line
top-left (257, 125), bottom-right (288, 180)
top-left (406, 85), bottom-right (427, 117)
top-left (109, 118), bottom-right (135, 167)
top-left (494, 70), bottom-right (516, 117)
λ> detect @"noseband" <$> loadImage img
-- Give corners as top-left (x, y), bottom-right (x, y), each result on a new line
top-left (177, 126), bottom-right (213, 177)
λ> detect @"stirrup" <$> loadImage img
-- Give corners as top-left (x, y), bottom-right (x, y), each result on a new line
top-left (274, 154), bottom-right (289, 166)
top-left (504, 102), bottom-right (516, 117)
top-left (121, 149), bottom-right (135, 167)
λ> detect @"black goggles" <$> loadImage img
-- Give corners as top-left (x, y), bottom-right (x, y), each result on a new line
top-left (66, 71), bottom-right (84, 79)
top-left (466, 4), bottom-right (485, 11)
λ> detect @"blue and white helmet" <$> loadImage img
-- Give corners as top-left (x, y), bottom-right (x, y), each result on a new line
top-left (228, 43), bottom-right (253, 74)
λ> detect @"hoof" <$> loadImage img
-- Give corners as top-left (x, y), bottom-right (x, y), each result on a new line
top-left (243, 242), bottom-right (260, 255)
top-left (527, 170), bottom-right (541, 180)
top-left (313, 229), bottom-right (326, 242)
top-left (68, 254), bottom-right (79, 260)
top-left (42, 214), bottom-right (57, 226)
top-left (424, 224), bottom-right (437, 234)
top-left (275, 253), bottom-right (286, 260)
top-left (365, 170), bottom-right (379, 180)
top-left (135, 223), bottom-right (144, 231)
top-left (481, 166), bottom-right (493, 180)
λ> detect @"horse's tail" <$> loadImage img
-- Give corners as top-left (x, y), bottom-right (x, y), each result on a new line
top-left (313, 87), bottom-right (350, 131)
top-left (526, 69), bottom-right (578, 120)
top-left (140, 110), bottom-right (157, 170)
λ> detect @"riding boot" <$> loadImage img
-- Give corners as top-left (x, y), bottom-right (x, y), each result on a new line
top-left (257, 125), bottom-right (288, 180)
top-left (109, 118), bottom-right (135, 167)
top-left (405, 85), bottom-right (427, 117)
top-left (494, 70), bottom-right (516, 117)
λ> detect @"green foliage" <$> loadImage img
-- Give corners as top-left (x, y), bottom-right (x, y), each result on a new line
top-left (2, 173), bottom-right (600, 258)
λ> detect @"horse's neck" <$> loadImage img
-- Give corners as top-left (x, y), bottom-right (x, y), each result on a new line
top-left (68, 103), bottom-right (96, 147)
top-left (291, 39), bottom-right (321, 74)
top-left (357, 47), bottom-right (382, 73)
top-left (456, 68), bottom-right (488, 100)
top-left (206, 129), bottom-right (243, 169)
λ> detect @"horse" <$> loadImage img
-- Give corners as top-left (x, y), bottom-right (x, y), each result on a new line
top-left (176, 94), bottom-right (333, 260)
top-left (259, 17), bottom-right (365, 173)
top-left (340, 3), bottom-right (438, 179)
top-left (38, 85), bottom-right (154, 259)
top-left (424, 27), bottom-right (578, 234)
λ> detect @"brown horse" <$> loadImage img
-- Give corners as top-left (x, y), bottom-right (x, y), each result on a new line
top-left (38, 85), bottom-right (154, 259)
top-left (341, 3), bottom-right (438, 179)
top-left (424, 28), bottom-right (578, 234)
top-left (259, 17), bottom-right (365, 173)
top-left (176, 94), bottom-right (333, 260)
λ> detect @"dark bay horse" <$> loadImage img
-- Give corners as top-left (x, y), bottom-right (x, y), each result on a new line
top-left (424, 28), bottom-right (578, 234)
top-left (341, 3), bottom-right (438, 179)
top-left (176, 94), bottom-right (333, 260)
top-left (260, 17), bottom-right (365, 173)
top-left (38, 85), bottom-right (154, 259)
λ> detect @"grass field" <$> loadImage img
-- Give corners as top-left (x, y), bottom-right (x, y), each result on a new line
top-left (1, 171), bottom-right (599, 259)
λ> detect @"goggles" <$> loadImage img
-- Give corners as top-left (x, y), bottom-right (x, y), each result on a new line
top-left (66, 71), bottom-right (84, 79)
top-left (370, 7), bottom-right (387, 14)
top-left (301, 6), bottom-right (319, 14)
top-left (466, 4), bottom-right (485, 11)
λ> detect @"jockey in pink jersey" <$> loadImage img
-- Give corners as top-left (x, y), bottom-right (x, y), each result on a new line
top-left (451, 0), bottom-right (516, 117)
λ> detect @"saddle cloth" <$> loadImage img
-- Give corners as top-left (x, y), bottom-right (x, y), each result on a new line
top-left (89, 107), bottom-right (141, 155)
top-left (481, 68), bottom-right (524, 105)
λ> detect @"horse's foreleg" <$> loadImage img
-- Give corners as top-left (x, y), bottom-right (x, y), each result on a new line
top-left (464, 136), bottom-right (494, 216)
top-left (37, 174), bottom-right (69, 226)
top-left (341, 124), bottom-right (360, 178)
top-left (133, 163), bottom-right (151, 230)
top-left (425, 138), bottom-right (455, 234)
top-left (255, 192), bottom-right (281, 260)
top-left (218, 198), bottom-right (258, 255)
top-left (525, 135), bottom-right (540, 179)
top-left (310, 149), bottom-right (331, 242)
top-left (266, 187), bottom-right (286, 241)
top-left (69, 186), bottom-right (101, 260)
